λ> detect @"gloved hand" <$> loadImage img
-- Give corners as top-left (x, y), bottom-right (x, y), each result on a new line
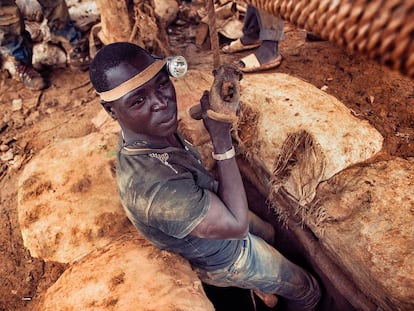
top-left (205, 64), bottom-right (242, 124)
top-left (200, 90), bottom-right (233, 141)
top-left (189, 64), bottom-right (242, 124)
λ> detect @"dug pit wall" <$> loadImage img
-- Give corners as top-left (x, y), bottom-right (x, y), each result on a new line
top-left (236, 158), bottom-right (378, 311)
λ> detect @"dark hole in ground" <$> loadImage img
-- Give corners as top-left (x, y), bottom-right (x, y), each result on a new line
top-left (203, 177), bottom-right (356, 311)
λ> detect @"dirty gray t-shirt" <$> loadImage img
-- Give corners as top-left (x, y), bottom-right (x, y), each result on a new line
top-left (116, 133), bottom-right (243, 271)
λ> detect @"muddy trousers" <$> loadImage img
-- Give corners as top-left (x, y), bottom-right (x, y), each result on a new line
top-left (0, 0), bottom-right (80, 64)
top-left (195, 233), bottom-right (321, 311)
top-left (242, 5), bottom-right (285, 42)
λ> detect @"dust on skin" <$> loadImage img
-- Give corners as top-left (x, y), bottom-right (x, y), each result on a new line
top-left (1, 7), bottom-right (414, 309)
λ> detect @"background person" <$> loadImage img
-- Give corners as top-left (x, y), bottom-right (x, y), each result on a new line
top-left (0, 0), bottom-right (90, 90)
top-left (222, 5), bottom-right (284, 73)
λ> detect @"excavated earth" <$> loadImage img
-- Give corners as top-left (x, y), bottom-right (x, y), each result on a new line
top-left (1, 5), bottom-right (413, 311)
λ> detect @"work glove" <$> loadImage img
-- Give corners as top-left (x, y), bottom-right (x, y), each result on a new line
top-left (189, 64), bottom-right (242, 125)
top-left (199, 90), bottom-right (233, 140)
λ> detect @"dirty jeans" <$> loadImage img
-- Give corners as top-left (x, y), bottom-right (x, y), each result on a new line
top-left (242, 5), bottom-right (285, 42)
top-left (0, 0), bottom-right (80, 64)
top-left (195, 233), bottom-right (321, 311)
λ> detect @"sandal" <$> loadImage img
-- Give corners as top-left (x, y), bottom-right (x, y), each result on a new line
top-left (222, 38), bottom-right (261, 54)
top-left (237, 53), bottom-right (282, 73)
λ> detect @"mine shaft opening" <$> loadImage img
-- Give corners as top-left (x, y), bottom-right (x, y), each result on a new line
top-left (202, 161), bottom-right (355, 311)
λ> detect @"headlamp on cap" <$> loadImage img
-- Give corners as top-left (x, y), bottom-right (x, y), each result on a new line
top-left (165, 55), bottom-right (188, 78)
top-left (97, 55), bottom-right (188, 102)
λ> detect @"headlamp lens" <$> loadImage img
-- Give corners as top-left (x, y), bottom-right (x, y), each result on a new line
top-left (166, 56), bottom-right (188, 78)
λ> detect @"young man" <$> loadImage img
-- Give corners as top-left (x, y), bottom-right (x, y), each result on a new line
top-left (89, 42), bottom-right (321, 310)
top-left (222, 5), bottom-right (284, 73)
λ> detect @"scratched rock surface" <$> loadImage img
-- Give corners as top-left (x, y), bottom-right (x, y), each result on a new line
top-left (17, 130), bottom-right (131, 263)
top-left (237, 73), bottom-right (384, 205)
top-left (314, 158), bottom-right (414, 311)
top-left (37, 233), bottom-right (214, 311)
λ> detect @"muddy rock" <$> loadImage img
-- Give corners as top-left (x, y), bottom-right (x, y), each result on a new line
top-left (236, 73), bottom-right (383, 205)
top-left (37, 233), bottom-right (214, 311)
top-left (17, 130), bottom-right (131, 263)
top-left (314, 158), bottom-right (414, 311)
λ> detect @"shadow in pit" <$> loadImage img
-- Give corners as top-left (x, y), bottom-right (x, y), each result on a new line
top-left (202, 178), bottom-right (355, 311)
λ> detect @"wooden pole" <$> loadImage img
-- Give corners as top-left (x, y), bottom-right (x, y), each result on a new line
top-left (206, 0), bottom-right (221, 69)
top-left (94, 0), bottom-right (131, 43)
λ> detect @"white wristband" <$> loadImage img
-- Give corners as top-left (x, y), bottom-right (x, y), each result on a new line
top-left (212, 146), bottom-right (235, 161)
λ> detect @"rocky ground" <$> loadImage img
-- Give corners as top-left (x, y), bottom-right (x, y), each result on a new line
top-left (1, 5), bottom-right (413, 311)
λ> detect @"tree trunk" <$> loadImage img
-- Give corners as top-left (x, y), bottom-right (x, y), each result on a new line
top-left (93, 0), bottom-right (171, 56)
top-left (94, 0), bottom-right (132, 44)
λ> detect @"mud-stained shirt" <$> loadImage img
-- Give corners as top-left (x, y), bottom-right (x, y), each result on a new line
top-left (116, 133), bottom-right (243, 271)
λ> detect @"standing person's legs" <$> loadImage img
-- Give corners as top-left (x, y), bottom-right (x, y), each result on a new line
top-left (0, 0), bottom-right (32, 64)
top-left (0, 0), bottom-right (46, 90)
top-left (257, 8), bottom-right (285, 44)
top-left (240, 5), bottom-right (260, 45)
top-left (37, 0), bottom-right (89, 70)
top-left (237, 8), bottom-right (284, 72)
top-left (222, 5), bottom-right (261, 53)
top-left (37, 0), bottom-right (80, 44)
top-left (196, 234), bottom-right (321, 311)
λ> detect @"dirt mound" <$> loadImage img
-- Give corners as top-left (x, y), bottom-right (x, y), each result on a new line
top-left (1, 2), bottom-right (414, 310)
top-left (37, 233), bottom-right (213, 311)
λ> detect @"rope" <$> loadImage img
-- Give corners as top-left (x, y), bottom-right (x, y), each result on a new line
top-left (242, 0), bottom-right (414, 78)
